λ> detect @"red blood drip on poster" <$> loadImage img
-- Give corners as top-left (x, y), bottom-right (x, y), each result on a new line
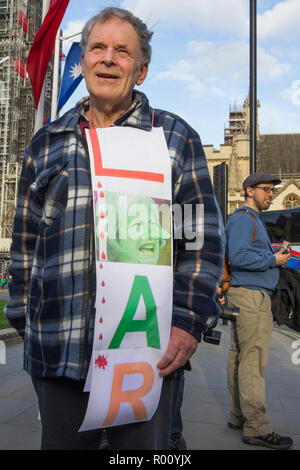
top-left (95, 354), bottom-right (107, 370)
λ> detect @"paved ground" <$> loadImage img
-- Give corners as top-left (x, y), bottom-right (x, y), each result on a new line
top-left (0, 321), bottom-right (300, 450)
top-left (183, 323), bottom-right (300, 450)
top-left (0, 289), bottom-right (9, 301)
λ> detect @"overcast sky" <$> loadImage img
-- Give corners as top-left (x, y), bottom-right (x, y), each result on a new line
top-left (59, 0), bottom-right (300, 148)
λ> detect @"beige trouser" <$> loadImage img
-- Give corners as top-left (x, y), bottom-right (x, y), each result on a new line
top-left (227, 286), bottom-right (273, 437)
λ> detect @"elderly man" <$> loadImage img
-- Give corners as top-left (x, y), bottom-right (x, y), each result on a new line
top-left (5, 7), bottom-right (223, 450)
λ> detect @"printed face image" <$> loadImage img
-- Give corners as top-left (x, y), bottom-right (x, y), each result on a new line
top-left (117, 207), bottom-right (161, 264)
top-left (95, 192), bottom-right (171, 265)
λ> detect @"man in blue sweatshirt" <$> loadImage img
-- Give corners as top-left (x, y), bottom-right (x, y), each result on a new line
top-left (225, 172), bottom-right (293, 450)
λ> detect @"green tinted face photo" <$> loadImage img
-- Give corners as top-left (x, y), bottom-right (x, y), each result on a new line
top-left (95, 192), bottom-right (171, 265)
top-left (118, 200), bottom-right (162, 264)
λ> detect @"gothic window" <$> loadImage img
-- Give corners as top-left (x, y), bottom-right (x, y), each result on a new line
top-left (284, 194), bottom-right (300, 209)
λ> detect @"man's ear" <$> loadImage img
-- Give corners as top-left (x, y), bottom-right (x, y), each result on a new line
top-left (246, 187), bottom-right (254, 198)
top-left (136, 62), bottom-right (148, 86)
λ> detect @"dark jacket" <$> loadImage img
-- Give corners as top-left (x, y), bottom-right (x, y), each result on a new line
top-left (271, 266), bottom-right (300, 332)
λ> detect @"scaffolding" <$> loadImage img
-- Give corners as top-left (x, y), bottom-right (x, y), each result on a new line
top-left (224, 103), bottom-right (246, 146)
top-left (0, 0), bottom-right (50, 273)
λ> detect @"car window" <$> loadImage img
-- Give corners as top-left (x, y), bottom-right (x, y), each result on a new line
top-left (290, 211), bottom-right (300, 244)
top-left (261, 212), bottom-right (291, 243)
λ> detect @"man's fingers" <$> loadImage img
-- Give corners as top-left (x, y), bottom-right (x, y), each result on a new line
top-left (157, 326), bottom-right (198, 377)
top-left (156, 341), bottom-right (177, 371)
top-left (158, 349), bottom-right (188, 377)
top-left (158, 340), bottom-right (197, 377)
top-left (157, 327), bottom-right (198, 377)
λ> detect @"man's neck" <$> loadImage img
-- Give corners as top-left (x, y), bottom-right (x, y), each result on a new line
top-left (243, 200), bottom-right (261, 213)
top-left (88, 96), bottom-right (133, 128)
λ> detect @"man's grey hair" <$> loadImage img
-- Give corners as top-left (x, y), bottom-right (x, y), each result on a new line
top-left (80, 7), bottom-right (153, 63)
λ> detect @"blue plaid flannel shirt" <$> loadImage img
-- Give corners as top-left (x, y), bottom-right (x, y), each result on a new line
top-left (5, 91), bottom-right (223, 379)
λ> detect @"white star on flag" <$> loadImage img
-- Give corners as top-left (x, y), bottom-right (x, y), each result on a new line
top-left (70, 62), bottom-right (82, 80)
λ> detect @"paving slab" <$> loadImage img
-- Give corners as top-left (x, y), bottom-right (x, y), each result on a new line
top-left (0, 422), bottom-right (40, 450)
top-left (0, 397), bottom-right (36, 422)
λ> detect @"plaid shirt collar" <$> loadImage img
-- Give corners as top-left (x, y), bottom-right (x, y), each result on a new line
top-left (46, 90), bottom-right (153, 134)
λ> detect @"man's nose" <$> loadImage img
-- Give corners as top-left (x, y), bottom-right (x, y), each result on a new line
top-left (100, 47), bottom-right (116, 65)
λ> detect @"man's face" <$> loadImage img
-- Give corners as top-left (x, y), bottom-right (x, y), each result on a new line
top-left (248, 183), bottom-right (275, 211)
top-left (81, 17), bottom-right (148, 111)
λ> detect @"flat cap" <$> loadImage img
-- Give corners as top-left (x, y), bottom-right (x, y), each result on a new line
top-left (242, 172), bottom-right (281, 190)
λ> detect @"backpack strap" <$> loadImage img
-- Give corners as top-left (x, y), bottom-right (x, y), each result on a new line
top-left (233, 209), bottom-right (256, 241)
top-left (222, 209), bottom-right (257, 291)
top-left (222, 252), bottom-right (232, 292)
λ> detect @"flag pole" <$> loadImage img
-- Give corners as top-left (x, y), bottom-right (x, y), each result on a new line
top-left (60, 32), bottom-right (81, 40)
top-left (249, 0), bottom-right (257, 174)
top-left (34, 0), bottom-right (50, 133)
top-left (0, 56), bottom-right (9, 66)
top-left (51, 28), bottom-right (61, 122)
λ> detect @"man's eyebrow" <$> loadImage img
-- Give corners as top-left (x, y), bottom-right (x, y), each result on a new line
top-left (116, 43), bottom-right (129, 49)
top-left (88, 40), bottom-right (132, 51)
top-left (88, 40), bottom-right (105, 48)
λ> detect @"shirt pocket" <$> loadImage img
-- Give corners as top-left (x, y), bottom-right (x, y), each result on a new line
top-left (30, 162), bottom-right (69, 226)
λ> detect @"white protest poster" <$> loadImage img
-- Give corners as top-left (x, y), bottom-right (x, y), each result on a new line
top-left (79, 126), bottom-right (173, 431)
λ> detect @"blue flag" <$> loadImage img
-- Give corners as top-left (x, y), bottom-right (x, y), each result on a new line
top-left (57, 42), bottom-right (83, 115)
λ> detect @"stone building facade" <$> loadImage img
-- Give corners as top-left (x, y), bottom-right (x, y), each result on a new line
top-left (204, 96), bottom-right (300, 216)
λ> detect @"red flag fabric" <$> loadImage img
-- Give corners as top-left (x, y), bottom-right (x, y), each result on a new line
top-left (19, 10), bottom-right (29, 34)
top-left (27, 0), bottom-right (70, 109)
top-left (50, 46), bottom-right (66, 61)
top-left (59, 50), bottom-right (66, 61)
top-left (14, 57), bottom-right (27, 79)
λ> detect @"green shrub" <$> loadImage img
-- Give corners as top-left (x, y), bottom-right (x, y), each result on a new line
top-left (0, 301), bottom-right (9, 329)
